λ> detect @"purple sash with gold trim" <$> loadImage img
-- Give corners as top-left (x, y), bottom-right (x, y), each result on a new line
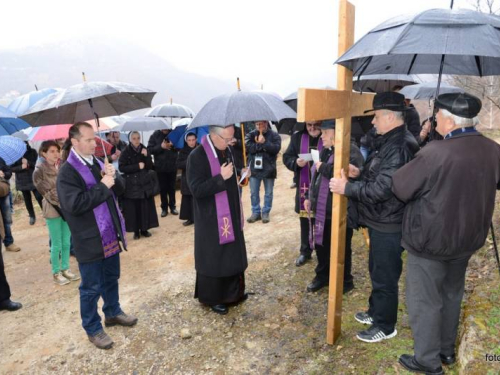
top-left (67, 151), bottom-right (127, 258)
top-left (309, 153), bottom-right (333, 248)
top-left (201, 136), bottom-right (237, 245)
top-left (299, 134), bottom-right (323, 213)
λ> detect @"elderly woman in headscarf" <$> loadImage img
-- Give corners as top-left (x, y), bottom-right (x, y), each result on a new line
top-left (119, 131), bottom-right (159, 240)
top-left (176, 132), bottom-right (198, 226)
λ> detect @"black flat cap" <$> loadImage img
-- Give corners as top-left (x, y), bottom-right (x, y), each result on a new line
top-left (435, 92), bottom-right (482, 119)
top-left (364, 92), bottom-right (407, 113)
top-left (320, 119), bottom-right (336, 129)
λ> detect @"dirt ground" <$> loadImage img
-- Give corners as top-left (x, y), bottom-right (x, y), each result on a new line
top-left (1, 156), bottom-right (499, 375)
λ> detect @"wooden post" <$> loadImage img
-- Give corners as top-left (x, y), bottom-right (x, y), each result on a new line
top-left (296, 0), bottom-right (374, 345)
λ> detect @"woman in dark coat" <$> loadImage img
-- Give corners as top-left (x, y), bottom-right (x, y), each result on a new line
top-left (176, 132), bottom-right (197, 226)
top-left (119, 132), bottom-right (159, 240)
top-left (10, 142), bottom-right (43, 225)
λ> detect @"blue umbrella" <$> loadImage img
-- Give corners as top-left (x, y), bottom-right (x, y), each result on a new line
top-left (168, 120), bottom-right (208, 149)
top-left (7, 88), bottom-right (60, 115)
top-left (0, 105), bottom-right (30, 136)
top-left (0, 136), bottom-right (27, 165)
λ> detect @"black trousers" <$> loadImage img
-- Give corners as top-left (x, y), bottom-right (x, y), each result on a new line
top-left (406, 252), bottom-right (471, 369)
top-left (158, 171), bottom-right (177, 210)
top-left (367, 227), bottom-right (404, 334)
top-left (22, 189), bottom-right (43, 218)
top-left (314, 219), bottom-right (354, 284)
top-left (0, 242), bottom-right (11, 302)
top-left (299, 217), bottom-right (313, 257)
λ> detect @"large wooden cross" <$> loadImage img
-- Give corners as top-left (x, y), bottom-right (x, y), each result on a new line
top-left (296, 0), bottom-right (374, 345)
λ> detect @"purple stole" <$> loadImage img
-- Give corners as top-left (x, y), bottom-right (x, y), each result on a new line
top-left (299, 133), bottom-right (323, 215)
top-left (309, 152), bottom-right (334, 248)
top-left (67, 150), bottom-right (127, 258)
top-left (201, 135), bottom-right (242, 245)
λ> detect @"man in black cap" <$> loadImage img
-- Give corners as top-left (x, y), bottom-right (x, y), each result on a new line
top-left (330, 92), bottom-right (419, 343)
top-left (303, 120), bottom-right (363, 293)
top-left (392, 93), bottom-right (500, 375)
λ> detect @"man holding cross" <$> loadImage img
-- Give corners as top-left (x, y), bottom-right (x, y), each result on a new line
top-left (330, 92), bottom-right (418, 343)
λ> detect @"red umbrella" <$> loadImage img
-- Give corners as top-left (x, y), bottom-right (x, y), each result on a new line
top-left (29, 122), bottom-right (112, 142)
top-left (94, 137), bottom-right (114, 159)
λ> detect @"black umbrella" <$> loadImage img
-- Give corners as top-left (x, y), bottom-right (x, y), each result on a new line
top-left (353, 74), bottom-right (419, 93)
top-left (335, 7), bottom-right (500, 98)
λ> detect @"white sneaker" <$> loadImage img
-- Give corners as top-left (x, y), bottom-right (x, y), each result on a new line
top-left (62, 269), bottom-right (80, 281)
top-left (53, 272), bottom-right (70, 285)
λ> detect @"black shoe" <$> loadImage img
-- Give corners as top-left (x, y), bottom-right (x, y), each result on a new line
top-left (170, 208), bottom-right (179, 215)
top-left (440, 353), bottom-right (456, 366)
top-left (210, 304), bottom-right (228, 315)
top-left (357, 325), bottom-right (397, 343)
top-left (247, 213), bottom-right (261, 223)
top-left (141, 230), bottom-right (152, 238)
top-left (295, 254), bottom-right (311, 267)
top-left (133, 232), bottom-right (140, 240)
top-left (307, 278), bottom-right (328, 293)
top-left (183, 220), bottom-right (194, 226)
top-left (399, 354), bottom-right (444, 375)
top-left (0, 299), bottom-right (22, 311)
top-left (29, 216), bottom-right (36, 225)
top-left (343, 281), bottom-right (355, 294)
top-left (161, 209), bottom-right (168, 217)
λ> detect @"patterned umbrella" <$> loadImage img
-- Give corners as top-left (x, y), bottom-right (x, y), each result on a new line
top-left (0, 136), bottom-right (27, 165)
top-left (7, 88), bottom-right (61, 115)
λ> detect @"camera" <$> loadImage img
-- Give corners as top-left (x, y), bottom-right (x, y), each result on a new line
top-left (254, 155), bottom-right (263, 169)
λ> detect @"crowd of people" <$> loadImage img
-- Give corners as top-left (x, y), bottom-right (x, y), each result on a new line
top-left (0, 91), bottom-right (499, 375)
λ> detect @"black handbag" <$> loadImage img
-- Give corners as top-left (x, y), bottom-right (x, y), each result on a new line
top-left (146, 170), bottom-right (160, 197)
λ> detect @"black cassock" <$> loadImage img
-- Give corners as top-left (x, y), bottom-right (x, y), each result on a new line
top-left (187, 142), bottom-right (247, 305)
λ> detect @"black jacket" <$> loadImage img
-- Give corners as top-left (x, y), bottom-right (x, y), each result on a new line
top-left (10, 144), bottom-right (38, 191)
top-left (0, 157), bottom-right (12, 181)
top-left (147, 130), bottom-right (178, 173)
top-left (176, 144), bottom-right (197, 196)
top-left (308, 143), bottom-right (364, 229)
top-left (119, 144), bottom-right (155, 200)
top-left (245, 129), bottom-right (282, 179)
top-left (345, 125), bottom-right (419, 232)
top-left (405, 104), bottom-right (421, 140)
top-left (282, 130), bottom-right (321, 213)
top-left (393, 132), bottom-right (500, 260)
top-left (57, 157), bottom-right (126, 264)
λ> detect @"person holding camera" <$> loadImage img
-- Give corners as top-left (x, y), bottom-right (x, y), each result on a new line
top-left (147, 128), bottom-right (178, 217)
top-left (245, 121), bottom-right (281, 224)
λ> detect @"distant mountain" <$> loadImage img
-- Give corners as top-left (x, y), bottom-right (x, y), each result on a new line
top-left (0, 37), bottom-right (251, 113)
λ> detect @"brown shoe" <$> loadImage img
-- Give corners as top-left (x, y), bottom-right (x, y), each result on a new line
top-left (5, 243), bottom-right (21, 252)
top-left (88, 330), bottom-right (114, 350)
top-left (105, 312), bottom-right (138, 327)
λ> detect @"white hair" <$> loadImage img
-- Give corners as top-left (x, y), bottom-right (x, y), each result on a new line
top-left (209, 126), bottom-right (224, 135)
top-left (440, 109), bottom-right (476, 127)
top-left (382, 110), bottom-right (405, 121)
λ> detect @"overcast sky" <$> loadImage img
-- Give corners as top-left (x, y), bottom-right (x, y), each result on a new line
top-left (1, 0), bottom-right (472, 97)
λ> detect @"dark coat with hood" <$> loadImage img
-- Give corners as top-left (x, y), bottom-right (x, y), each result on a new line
top-left (119, 143), bottom-right (155, 200)
top-left (10, 144), bottom-right (38, 191)
top-left (392, 131), bottom-right (500, 260)
top-left (245, 128), bottom-right (281, 179)
top-left (345, 124), bottom-right (419, 232)
top-left (176, 143), bottom-right (197, 196)
top-left (147, 130), bottom-right (178, 173)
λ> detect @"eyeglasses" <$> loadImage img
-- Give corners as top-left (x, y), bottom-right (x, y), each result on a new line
top-left (216, 134), bottom-right (234, 144)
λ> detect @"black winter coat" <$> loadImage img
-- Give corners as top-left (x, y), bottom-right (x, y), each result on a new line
top-left (393, 132), bottom-right (500, 260)
top-left (187, 143), bottom-right (247, 278)
top-left (57, 157), bottom-right (126, 264)
top-left (405, 104), bottom-right (421, 140)
top-left (282, 130), bottom-right (321, 213)
top-left (345, 125), bottom-right (419, 232)
top-left (245, 129), bottom-right (281, 179)
top-left (0, 157), bottom-right (12, 181)
top-left (308, 143), bottom-right (364, 229)
top-left (119, 144), bottom-right (155, 200)
top-left (176, 144), bottom-right (197, 196)
top-left (147, 130), bottom-right (178, 173)
top-left (10, 144), bottom-right (38, 191)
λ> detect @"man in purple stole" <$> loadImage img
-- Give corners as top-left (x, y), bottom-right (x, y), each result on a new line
top-left (283, 121), bottom-right (322, 267)
top-left (303, 120), bottom-right (363, 294)
top-left (187, 125), bottom-right (248, 315)
top-left (57, 123), bottom-right (137, 350)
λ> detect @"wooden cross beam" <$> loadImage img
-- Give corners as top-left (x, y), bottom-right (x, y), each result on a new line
top-left (296, 0), bottom-right (374, 345)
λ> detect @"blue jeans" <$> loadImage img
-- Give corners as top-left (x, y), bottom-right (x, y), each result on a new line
top-left (367, 228), bottom-right (404, 334)
top-left (0, 195), bottom-right (14, 246)
top-left (249, 177), bottom-right (275, 214)
top-left (78, 254), bottom-right (122, 336)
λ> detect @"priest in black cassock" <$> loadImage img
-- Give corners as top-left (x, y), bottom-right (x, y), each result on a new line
top-left (187, 125), bottom-right (248, 315)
